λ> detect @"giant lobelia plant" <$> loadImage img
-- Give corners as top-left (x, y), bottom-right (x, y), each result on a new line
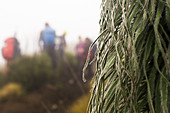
top-left (83, 0), bottom-right (170, 113)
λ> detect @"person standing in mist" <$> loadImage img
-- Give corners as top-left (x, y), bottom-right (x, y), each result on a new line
top-left (58, 31), bottom-right (67, 59)
top-left (39, 23), bottom-right (57, 69)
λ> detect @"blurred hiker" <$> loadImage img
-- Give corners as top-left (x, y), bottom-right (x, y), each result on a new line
top-left (83, 38), bottom-right (92, 60)
top-left (2, 37), bottom-right (21, 61)
top-left (83, 37), bottom-right (97, 80)
top-left (75, 36), bottom-right (85, 76)
top-left (83, 37), bottom-right (97, 61)
top-left (2, 37), bottom-right (21, 73)
top-left (58, 31), bottom-right (67, 58)
top-left (55, 31), bottom-right (67, 73)
top-left (39, 23), bottom-right (57, 69)
top-left (75, 36), bottom-right (84, 59)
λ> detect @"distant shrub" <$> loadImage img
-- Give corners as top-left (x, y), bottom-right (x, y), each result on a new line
top-left (6, 53), bottom-right (55, 91)
top-left (0, 83), bottom-right (24, 100)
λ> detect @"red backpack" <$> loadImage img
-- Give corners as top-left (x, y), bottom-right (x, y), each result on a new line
top-left (2, 37), bottom-right (20, 61)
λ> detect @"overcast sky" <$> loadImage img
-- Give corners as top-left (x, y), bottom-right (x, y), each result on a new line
top-left (0, 0), bottom-right (101, 66)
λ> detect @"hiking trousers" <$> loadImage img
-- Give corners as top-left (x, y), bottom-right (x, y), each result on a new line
top-left (44, 44), bottom-right (57, 69)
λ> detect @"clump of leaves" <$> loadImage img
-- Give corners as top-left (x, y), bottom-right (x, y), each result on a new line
top-left (84, 0), bottom-right (170, 113)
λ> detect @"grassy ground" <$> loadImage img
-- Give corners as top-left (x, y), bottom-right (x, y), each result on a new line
top-left (0, 52), bottom-right (94, 113)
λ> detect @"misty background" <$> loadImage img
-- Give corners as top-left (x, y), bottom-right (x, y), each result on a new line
top-left (0, 0), bottom-right (100, 66)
